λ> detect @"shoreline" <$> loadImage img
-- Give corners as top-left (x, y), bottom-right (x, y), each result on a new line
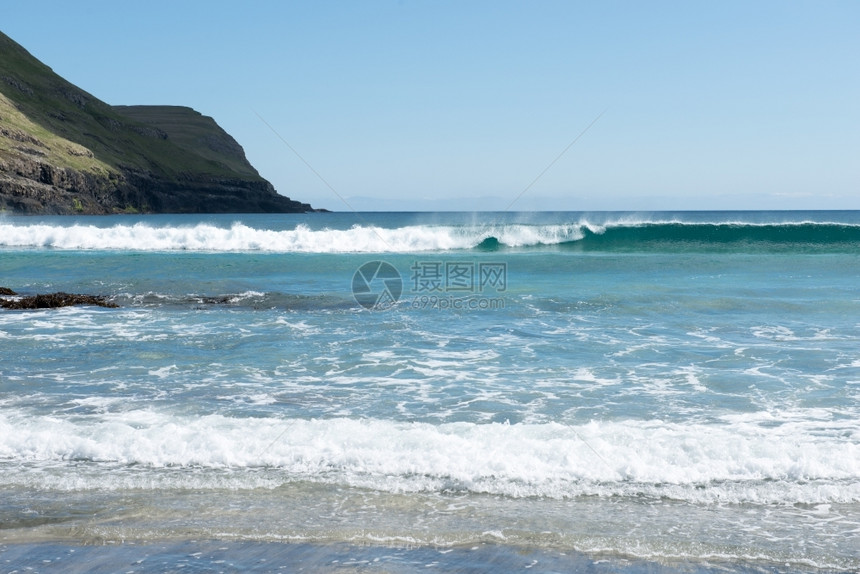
top-left (0, 539), bottom-right (825, 574)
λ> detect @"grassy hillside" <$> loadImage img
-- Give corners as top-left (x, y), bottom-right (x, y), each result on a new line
top-left (0, 31), bottom-right (261, 182)
top-left (0, 90), bottom-right (114, 175)
top-left (113, 105), bottom-right (261, 179)
top-left (0, 30), bottom-right (312, 213)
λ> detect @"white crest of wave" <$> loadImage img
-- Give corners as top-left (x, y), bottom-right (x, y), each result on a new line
top-left (1, 411), bottom-right (858, 503)
top-left (0, 222), bottom-right (589, 252)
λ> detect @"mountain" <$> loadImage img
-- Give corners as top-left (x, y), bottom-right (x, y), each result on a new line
top-left (0, 31), bottom-right (315, 214)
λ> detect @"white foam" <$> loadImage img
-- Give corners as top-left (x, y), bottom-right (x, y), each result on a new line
top-left (0, 222), bottom-right (587, 252)
top-left (4, 217), bottom-right (857, 252)
top-left (1, 410), bottom-right (858, 503)
top-left (148, 365), bottom-right (178, 378)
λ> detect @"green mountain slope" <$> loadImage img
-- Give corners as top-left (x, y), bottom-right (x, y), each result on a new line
top-left (113, 105), bottom-right (263, 179)
top-left (0, 31), bottom-right (314, 214)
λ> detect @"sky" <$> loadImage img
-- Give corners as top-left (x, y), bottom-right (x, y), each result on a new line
top-left (3, 1), bottom-right (859, 211)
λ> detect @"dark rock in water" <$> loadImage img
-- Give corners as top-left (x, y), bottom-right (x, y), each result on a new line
top-left (0, 287), bottom-right (17, 295)
top-left (0, 292), bottom-right (118, 309)
top-left (199, 295), bottom-right (234, 305)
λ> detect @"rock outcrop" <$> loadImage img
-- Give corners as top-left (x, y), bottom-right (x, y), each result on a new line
top-left (0, 289), bottom-right (119, 309)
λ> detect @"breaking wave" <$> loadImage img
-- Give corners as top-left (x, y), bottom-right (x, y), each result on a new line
top-left (2, 219), bottom-right (860, 253)
top-left (1, 410), bottom-right (858, 504)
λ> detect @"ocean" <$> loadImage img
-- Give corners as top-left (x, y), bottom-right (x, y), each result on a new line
top-left (0, 211), bottom-right (858, 573)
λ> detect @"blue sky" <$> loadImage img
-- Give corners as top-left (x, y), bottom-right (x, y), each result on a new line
top-left (4, 1), bottom-right (859, 211)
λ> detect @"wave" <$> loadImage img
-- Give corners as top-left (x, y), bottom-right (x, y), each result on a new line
top-left (1, 410), bottom-right (858, 504)
top-left (0, 221), bottom-right (584, 252)
top-left (2, 219), bottom-right (859, 253)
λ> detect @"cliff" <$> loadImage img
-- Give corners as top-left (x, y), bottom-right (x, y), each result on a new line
top-left (0, 31), bottom-right (315, 214)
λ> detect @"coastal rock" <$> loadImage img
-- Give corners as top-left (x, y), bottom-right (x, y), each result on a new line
top-left (0, 292), bottom-right (118, 309)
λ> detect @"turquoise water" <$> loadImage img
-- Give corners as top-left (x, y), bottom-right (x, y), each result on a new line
top-left (1, 211), bottom-right (859, 572)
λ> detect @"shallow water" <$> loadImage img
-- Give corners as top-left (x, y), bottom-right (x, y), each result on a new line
top-left (1, 211), bottom-right (858, 571)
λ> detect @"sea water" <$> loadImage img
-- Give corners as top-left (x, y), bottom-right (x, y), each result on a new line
top-left (0, 211), bottom-right (858, 572)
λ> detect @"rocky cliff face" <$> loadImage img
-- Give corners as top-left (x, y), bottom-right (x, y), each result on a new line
top-left (0, 32), bottom-right (316, 214)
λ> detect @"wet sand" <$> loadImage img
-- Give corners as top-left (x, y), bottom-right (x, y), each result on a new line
top-left (0, 539), bottom-right (829, 573)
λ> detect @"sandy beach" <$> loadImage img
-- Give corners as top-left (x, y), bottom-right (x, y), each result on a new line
top-left (1, 539), bottom-right (806, 574)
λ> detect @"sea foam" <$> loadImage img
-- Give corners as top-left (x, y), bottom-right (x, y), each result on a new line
top-left (2, 219), bottom-right (859, 252)
top-left (1, 410), bottom-right (858, 504)
top-left (0, 222), bottom-right (581, 252)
